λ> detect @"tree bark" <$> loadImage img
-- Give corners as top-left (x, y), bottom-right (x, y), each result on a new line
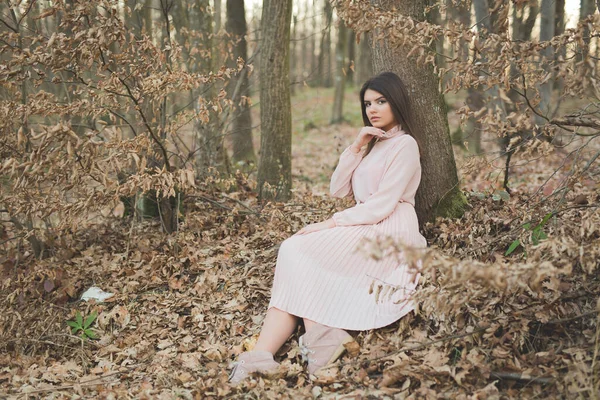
top-left (226, 0), bottom-right (256, 164)
top-left (331, 20), bottom-right (347, 124)
top-left (194, 0), bottom-right (230, 176)
top-left (310, 0), bottom-right (318, 84)
top-left (318, 0), bottom-right (333, 87)
top-left (291, 14), bottom-right (297, 95)
top-left (257, 0), bottom-right (293, 201)
top-left (535, 0), bottom-right (555, 124)
top-left (347, 27), bottom-right (355, 85)
top-left (579, 0), bottom-right (596, 64)
top-left (370, 0), bottom-right (466, 223)
top-left (356, 32), bottom-right (373, 85)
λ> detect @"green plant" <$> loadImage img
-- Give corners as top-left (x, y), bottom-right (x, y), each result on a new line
top-left (67, 310), bottom-right (98, 340)
top-left (506, 212), bottom-right (552, 256)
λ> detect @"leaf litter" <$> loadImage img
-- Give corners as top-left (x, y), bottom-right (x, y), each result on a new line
top-left (1, 124), bottom-right (599, 399)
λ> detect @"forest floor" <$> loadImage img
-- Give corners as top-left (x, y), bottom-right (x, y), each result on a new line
top-left (1, 87), bottom-right (599, 399)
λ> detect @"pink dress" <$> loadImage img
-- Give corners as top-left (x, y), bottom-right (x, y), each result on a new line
top-left (268, 125), bottom-right (427, 330)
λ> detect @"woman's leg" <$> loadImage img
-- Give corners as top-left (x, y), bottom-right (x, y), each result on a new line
top-left (253, 307), bottom-right (299, 354)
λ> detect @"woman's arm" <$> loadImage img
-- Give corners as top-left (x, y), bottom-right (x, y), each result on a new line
top-left (329, 145), bottom-right (363, 198)
top-left (330, 127), bottom-right (385, 198)
top-left (332, 136), bottom-right (420, 226)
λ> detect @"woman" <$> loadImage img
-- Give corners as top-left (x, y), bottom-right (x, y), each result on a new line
top-left (229, 72), bottom-right (428, 384)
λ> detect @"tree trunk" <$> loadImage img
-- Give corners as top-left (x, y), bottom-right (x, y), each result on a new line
top-left (143, 0), bottom-right (154, 41)
top-left (473, 0), bottom-right (507, 121)
top-left (126, 0), bottom-right (144, 37)
top-left (300, 3), bottom-right (308, 85)
top-left (370, 0), bottom-right (466, 223)
top-left (257, 0), bottom-right (293, 201)
top-left (291, 14), bottom-right (297, 95)
top-left (226, 0), bottom-right (256, 164)
top-left (535, 0), bottom-right (555, 124)
top-left (194, 0), bottom-right (230, 176)
top-left (214, 0), bottom-right (222, 33)
top-left (331, 20), bottom-right (347, 124)
top-left (318, 0), bottom-right (333, 87)
top-left (356, 32), bottom-right (373, 85)
top-left (310, 0), bottom-right (318, 84)
top-left (347, 27), bottom-right (355, 85)
top-left (579, 0), bottom-right (596, 65)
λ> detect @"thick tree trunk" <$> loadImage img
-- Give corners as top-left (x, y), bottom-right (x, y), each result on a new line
top-left (331, 21), bottom-right (347, 124)
top-left (356, 32), bottom-right (373, 85)
top-left (370, 0), bottom-right (466, 223)
top-left (291, 15), bottom-right (297, 95)
top-left (226, 0), bottom-right (256, 164)
top-left (257, 0), bottom-right (293, 201)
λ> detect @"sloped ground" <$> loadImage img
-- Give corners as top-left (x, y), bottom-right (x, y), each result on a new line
top-left (1, 89), bottom-right (599, 399)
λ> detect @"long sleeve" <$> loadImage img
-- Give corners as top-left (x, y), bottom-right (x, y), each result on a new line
top-left (329, 146), bottom-right (363, 198)
top-left (332, 136), bottom-right (420, 226)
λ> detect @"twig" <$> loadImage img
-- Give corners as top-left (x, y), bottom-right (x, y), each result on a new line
top-left (8, 368), bottom-right (125, 396)
top-left (544, 310), bottom-right (600, 325)
top-left (490, 371), bottom-right (553, 385)
top-left (220, 194), bottom-right (261, 216)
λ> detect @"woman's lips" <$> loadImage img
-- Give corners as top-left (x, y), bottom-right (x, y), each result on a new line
top-left (371, 117), bottom-right (380, 121)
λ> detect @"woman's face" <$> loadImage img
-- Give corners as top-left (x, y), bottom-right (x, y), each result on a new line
top-left (363, 89), bottom-right (397, 132)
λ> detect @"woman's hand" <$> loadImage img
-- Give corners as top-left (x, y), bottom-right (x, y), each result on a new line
top-left (295, 218), bottom-right (336, 235)
top-left (350, 126), bottom-right (386, 153)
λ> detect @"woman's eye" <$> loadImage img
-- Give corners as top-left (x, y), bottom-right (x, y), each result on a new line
top-left (378, 100), bottom-right (387, 105)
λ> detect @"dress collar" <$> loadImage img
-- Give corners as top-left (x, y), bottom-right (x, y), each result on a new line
top-left (379, 125), bottom-right (404, 140)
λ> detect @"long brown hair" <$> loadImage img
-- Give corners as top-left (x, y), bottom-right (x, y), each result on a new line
top-left (359, 72), bottom-right (421, 157)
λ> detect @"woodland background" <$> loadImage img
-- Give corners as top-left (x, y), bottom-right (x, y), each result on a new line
top-left (1, 0), bottom-right (599, 398)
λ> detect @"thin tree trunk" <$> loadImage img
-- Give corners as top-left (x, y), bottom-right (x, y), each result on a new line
top-left (194, 0), bottom-right (230, 176)
top-left (370, 0), bottom-right (466, 223)
top-left (347, 27), bottom-right (355, 85)
top-left (579, 0), bottom-right (596, 69)
top-left (331, 20), bottom-right (347, 124)
top-left (300, 3), bottom-right (309, 86)
top-left (535, 0), bottom-right (555, 124)
top-left (310, 0), bottom-right (318, 84)
top-left (257, 0), bottom-right (293, 201)
top-left (144, 0), bottom-right (154, 41)
top-left (214, 0), bottom-right (222, 33)
top-left (318, 0), bottom-right (333, 87)
top-left (226, 0), bottom-right (256, 164)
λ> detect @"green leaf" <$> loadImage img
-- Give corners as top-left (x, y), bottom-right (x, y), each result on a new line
top-left (540, 212), bottom-right (552, 226)
top-left (505, 239), bottom-right (521, 256)
top-left (70, 327), bottom-right (79, 334)
top-left (498, 190), bottom-right (510, 201)
top-left (523, 223), bottom-right (531, 230)
top-left (84, 329), bottom-right (97, 339)
top-left (492, 193), bottom-right (501, 201)
top-left (84, 310), bottom-right (97, 329)
top-left (67, 320), bottom-right (81, 329)
top-left (75, 311), bottom-right (83, 327)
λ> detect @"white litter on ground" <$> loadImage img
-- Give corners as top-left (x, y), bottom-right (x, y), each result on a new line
top-left (80, 286), bottom-right (114, 302)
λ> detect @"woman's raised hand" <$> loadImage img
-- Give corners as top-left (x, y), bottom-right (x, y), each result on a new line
top-left (350, 127), bottom-right (386, 153)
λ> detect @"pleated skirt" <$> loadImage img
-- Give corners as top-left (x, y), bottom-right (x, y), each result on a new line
top-left (268, 202), bottom-right (427, 331)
